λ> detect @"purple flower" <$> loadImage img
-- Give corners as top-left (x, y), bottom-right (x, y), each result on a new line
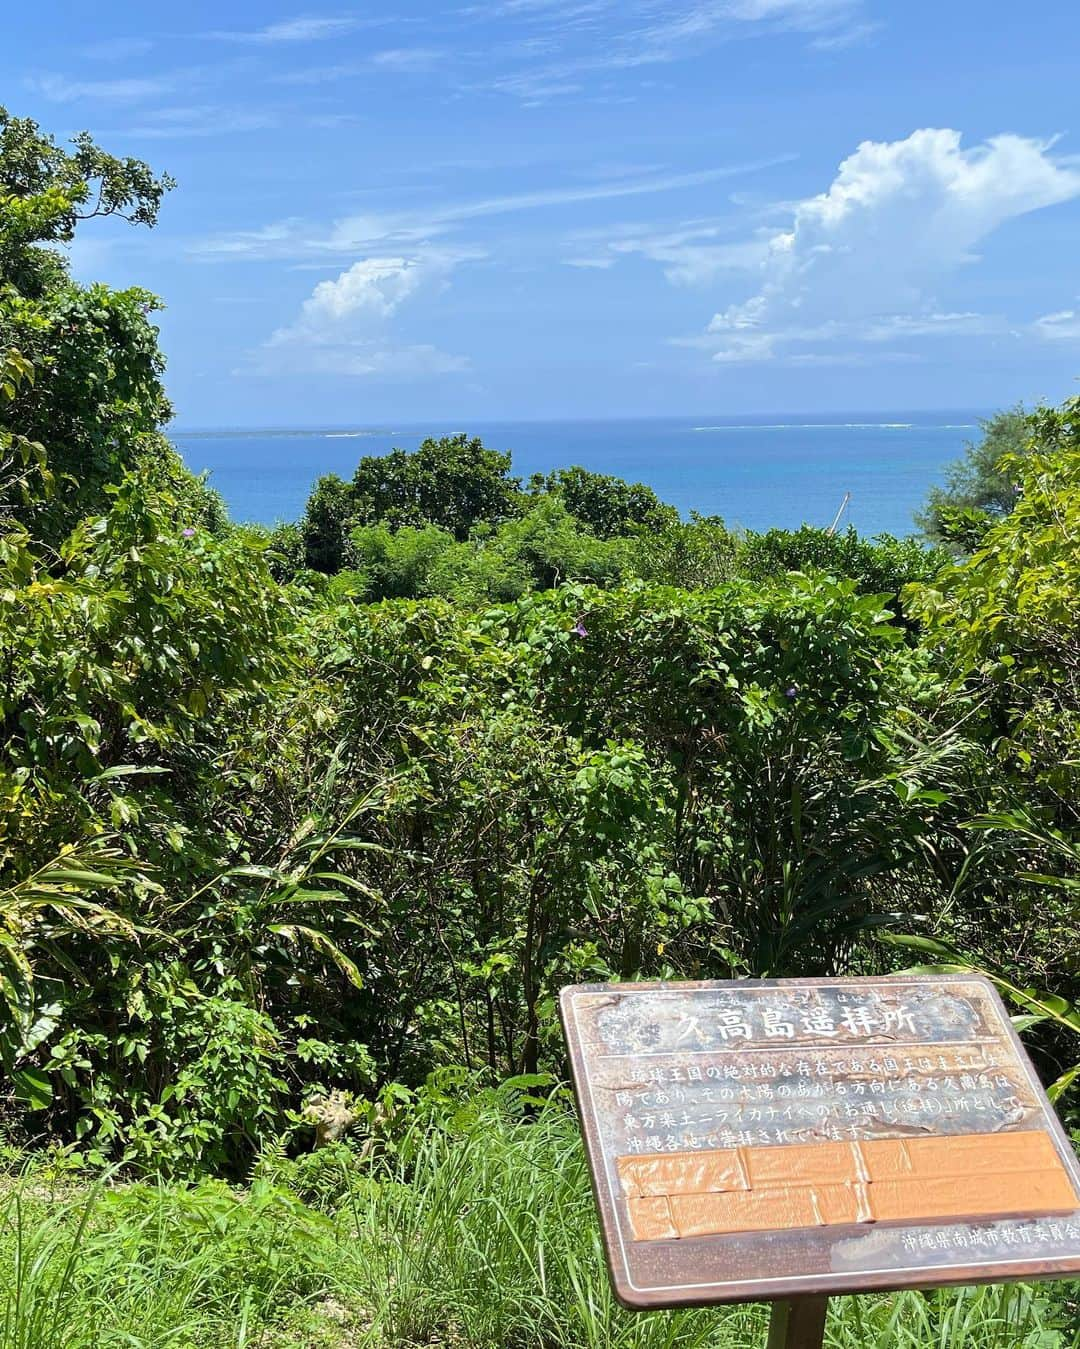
top-left (182, 527), bottom-right (195, 538)
top-left (572, 618), bottom-right (587, 637)
top-left (784, 685), bottom-right (798, 699)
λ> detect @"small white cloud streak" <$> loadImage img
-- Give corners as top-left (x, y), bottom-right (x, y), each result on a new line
top-left (208, 16), bottom-right (363, 43)
top-left (27, 73), bottom-right (182, 102)
top-left (606, 224), bottom-right (771, 285)
top-left (482, 0), bottom-right (872, 100)
top-left (370, 47), bottom-right (445, 72)
top-left (83, 36), bottom-right (156, 60)
top-left (192, 156), bottom-right (796, 262)
top-left (1032, 307), bottom-right (1080, 340)
top-left (117, 106), bottom-right (278, 138)
top-left (246, 342), bottom-right (470, 377)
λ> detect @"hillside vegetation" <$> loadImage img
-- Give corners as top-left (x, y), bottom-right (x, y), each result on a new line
top-left (1, 107), bottom-right (1079, 1346)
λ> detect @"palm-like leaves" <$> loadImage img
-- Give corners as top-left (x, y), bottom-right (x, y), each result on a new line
top-left (1, 842), bottom-right (141, 1105)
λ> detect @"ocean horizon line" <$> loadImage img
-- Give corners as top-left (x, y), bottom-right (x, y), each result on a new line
top-left (173, 410), bottom-right (987, 438)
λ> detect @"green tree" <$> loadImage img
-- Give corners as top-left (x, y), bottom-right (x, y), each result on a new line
top-left (301, 472), bottom-right (356, 573)
top-left (300, 435), bottom-right (524, 573)
top-left (0, 106), bottom-right (172, 296)
top-left (350, 521), bottom-right (460, 600)
top-left (477, 496), bottom-right (629, 592)
top-left (347, 498), bottom-right (633, 604)
top-left (628, 514), bottom-right (737, 590)
top-left (0, 106), bottom-right (184, 542)
top-left (351, 434), bottom-right (522, 539)
top-left (0, 344), bottom-right (49, 521)
top-left (916, 407), bottom-right (1029, 549)
top-left (905, 396), bottom-right (1080, 1033)
top-left (530, 465), bottom-right (677, 537)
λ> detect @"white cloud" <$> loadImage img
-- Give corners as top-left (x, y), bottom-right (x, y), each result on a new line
top-left (192, 158), bottom-right (792, 262)
top-left (118, 106), bottom-right (277, 138)
top-left (83, 37), bottom-right (156, 60)
top-left (209, 16), bottom-right (363, 43)
top-left (694, 128), bottom-right (1080, 361)
top-left (278, 47), bottom-right (445, 84)
top-left (288, 256), bottom-right (440, 324)
top-left (1032, 307), bottom-right (1080, 341)
top-left (482, 0), bottom-right (872, 100)
top-left (571, 221), bottom-right (772, 285)
top-left (481, 0), bottom-right (863, 34)
top-left (249, 342), bottom-right (470, 377)
top-left (809, 19), bottom-right (881, 49)
top-left (859, 311), bottom-right (1007, 341)
top-left (370, 48), bottom-right (445, 73)
top-left (395, 163), bottom-right (788, 226)
top-left (252, 253), bottom-right (472, 379)
top-left (28, 73), bottom-right (181, 102)
top-left (275, 63), bottom-right (360, 84)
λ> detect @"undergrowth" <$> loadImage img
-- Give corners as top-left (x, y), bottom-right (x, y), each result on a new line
top-left (0, 1096), bottom-right (1076, 1348)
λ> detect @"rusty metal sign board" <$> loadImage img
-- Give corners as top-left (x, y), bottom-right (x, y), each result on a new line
top-left (560, 975), bottom-right (1080, 1309)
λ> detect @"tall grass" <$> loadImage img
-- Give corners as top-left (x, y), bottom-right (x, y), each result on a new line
top-left (0, 1173), bottom-right (333, 1347)
top-left (0, 1098), bottom-right (1077, 1347)
top-left (326, 1097), bottom-right (1079, 1349)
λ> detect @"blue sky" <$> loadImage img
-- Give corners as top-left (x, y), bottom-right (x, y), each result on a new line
top-left (6, 1), bottom-right (1080, 424)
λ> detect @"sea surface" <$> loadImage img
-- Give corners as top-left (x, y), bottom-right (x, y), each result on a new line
top-left (172, 413), bottom-right (986, 537)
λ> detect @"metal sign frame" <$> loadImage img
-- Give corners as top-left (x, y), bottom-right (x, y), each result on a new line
top-left (561, 974), bottom-right (1080, 1313)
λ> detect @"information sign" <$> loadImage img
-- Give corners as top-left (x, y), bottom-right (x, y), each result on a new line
top-left (560, 975), bottom-right (1080, 1310)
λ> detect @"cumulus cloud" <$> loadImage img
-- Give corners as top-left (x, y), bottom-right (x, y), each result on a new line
top-left (699, 128), bottom-right (1080, 362)
top-left (252, 253), bottom-right (472, 379)
top-left (287, 256), bottom-right (439, 324)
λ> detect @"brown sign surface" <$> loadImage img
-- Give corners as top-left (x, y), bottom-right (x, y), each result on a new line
top-left (560, 975), bottom-right (1080, 1308)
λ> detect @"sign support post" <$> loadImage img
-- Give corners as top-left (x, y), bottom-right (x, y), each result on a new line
top-left (766, 1296), bottom-right (828, 1349)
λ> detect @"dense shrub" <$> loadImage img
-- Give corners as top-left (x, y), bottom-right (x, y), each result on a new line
top-left (912, 397), bottom-right (1080, 813)
top-left (907, 397), bottom-right (1080, 1021)
top-left (736, 525), bottom-right (951, 621)
top-left (3, 105), bottom-right (1080, 1178)
top-left (628, 513), bottom-right (738, 589)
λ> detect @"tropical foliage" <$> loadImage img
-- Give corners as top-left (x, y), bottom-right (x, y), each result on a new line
top-left (916, 406), bottom-right (1030, 551)
top-left (1, 105), bottom-right (1079, 1346)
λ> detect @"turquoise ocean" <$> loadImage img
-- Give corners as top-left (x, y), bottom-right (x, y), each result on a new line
top-left (173, 413), bottom-right (985, 537)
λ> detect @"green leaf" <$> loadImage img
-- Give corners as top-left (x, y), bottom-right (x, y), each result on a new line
top-left (1047, 1063), bottom-right (1080, 1103)
top-left (267, 922), bottom-right (363, 989)
top-left (878, 932), bottom-right (961, 958)
top-left (11, 1065), bottom-right (53, 1110)
top-left (42, 868), bottom-right (128, 887)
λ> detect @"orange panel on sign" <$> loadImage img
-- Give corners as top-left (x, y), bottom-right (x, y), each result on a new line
top-left (619, 1150), bottom-right (750, 1198)
top-left (617, 1130), bottom-right (1078, 1241)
